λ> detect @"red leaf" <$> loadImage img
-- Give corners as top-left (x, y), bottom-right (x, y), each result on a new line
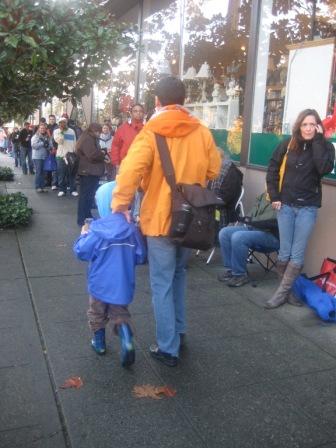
top-left (60, 376), bottom-right (83, 389)
top-left (158, 385), bottom-right (177, 398)
top-left (133, 384), bottom-right (176, 399)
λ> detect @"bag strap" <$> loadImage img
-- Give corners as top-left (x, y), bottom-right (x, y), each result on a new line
top-left (155, 134), bottom-right (177, 191)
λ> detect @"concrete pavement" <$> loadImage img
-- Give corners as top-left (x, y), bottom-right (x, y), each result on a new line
top-left (1, 152), bottom-right (336, 448)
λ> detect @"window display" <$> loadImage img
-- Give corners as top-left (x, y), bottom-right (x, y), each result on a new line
top-left (252, 0), bottom-right (336, 137)
top-left (139, 0), bottom-right (180, 115)
top-left (249, 0), bottom-right (336, 177)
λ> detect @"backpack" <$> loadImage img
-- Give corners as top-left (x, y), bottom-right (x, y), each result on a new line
top-left (65, 151), bottom-right (79, 175)
top-left (155, 134), bottom-right (223, 251)
top-left (208, 160), bottom-right (243, 225)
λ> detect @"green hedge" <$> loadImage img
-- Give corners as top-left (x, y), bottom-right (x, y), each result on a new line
top-left (0, 166), bottom-right (14, 181)
top-left (0, 192), bottom-right (33, 227)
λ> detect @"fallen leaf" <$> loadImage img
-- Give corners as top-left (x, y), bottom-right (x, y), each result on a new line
top-left (60, 376), bottom-right (83, 389)
top-left (158, 385), bottom-right (177, 398)
top-left (133, 384), bottom-right (176, 399)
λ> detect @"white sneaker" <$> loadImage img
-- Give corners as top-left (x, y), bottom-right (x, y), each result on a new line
top-left (51, 186), bottom-right (57, 191)
top-left (58, 191), bottom-right (65, 197)
top-left (71, 191), bottom-right (79, 197)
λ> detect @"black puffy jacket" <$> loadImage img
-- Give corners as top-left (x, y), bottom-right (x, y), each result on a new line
top-left (266, 134), bottom-right (335, 208)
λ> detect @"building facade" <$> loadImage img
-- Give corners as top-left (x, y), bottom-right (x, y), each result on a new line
top-left (111, 0), bottom-right (336, 273)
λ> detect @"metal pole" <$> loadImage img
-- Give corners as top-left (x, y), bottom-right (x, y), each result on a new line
top-left (240, 0), bottom-right (262, 166)
top-left (179, 0), bottom-right (186, 79)
top-left (309, 0), bottom-right (317, 40)
top-left (135, 0), bottom-right (144, 102)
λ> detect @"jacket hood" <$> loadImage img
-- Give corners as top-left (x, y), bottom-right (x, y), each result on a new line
top-left (95, 181), bottom-right (116, 218)
top-left (90, 212), bottom-right (135, 242)
top-left (145, 105), bottom-right (201, 137)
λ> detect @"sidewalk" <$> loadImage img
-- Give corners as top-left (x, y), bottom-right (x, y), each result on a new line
top-left (1, 152), bottom-right (336, 448)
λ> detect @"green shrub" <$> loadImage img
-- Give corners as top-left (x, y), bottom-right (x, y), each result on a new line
top-left (0, 192), bottom-right (33, 227)
top-left (0, 166), bottom-right (14, 181)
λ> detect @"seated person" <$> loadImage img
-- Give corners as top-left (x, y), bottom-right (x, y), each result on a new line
top-left (208, 156), bottom-right (243, 226)
top-left (217, 191), bottom-right (279, 287)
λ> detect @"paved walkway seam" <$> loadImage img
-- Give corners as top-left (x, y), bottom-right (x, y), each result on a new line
top-left (14, 228), bottom-right (72, 448)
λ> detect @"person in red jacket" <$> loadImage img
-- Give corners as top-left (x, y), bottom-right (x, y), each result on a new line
top-left (109, 103), bottom-right (144, 172)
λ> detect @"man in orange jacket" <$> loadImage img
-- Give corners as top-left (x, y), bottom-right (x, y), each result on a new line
top-left (112, 77), bottom-right (221, 366)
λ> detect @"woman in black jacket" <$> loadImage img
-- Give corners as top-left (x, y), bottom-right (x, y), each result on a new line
top-left (76, 123), bottom-right (106, 226)
top-left (265, 109), bottom-right (335, 309)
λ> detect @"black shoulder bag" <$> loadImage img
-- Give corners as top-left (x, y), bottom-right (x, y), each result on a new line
top-left (155, 134), bottom-right (223, 250)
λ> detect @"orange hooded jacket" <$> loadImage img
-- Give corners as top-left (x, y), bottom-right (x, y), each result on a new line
top-left (112, 105), bottom-right (221, 237)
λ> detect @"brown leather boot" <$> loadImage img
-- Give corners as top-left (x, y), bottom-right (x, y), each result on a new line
top-left (276, 260), bottom-right (288, 279)
top-left (275, 260), bottom-right (303, 307)
top-left (265, 262), bottom-right (303, 309)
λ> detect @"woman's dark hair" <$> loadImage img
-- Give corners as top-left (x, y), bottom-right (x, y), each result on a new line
top-left (76, 122), bottom-right (102, 150)
top-left (155, 76), bottom-right (186, 106)
top-left (289, 109), bottom-right (324, 151)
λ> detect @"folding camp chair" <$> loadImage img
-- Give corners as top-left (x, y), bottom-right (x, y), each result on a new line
top-left (247, 248), bottom-right (278, 272)
top-left (197, 186), bottom-right (245, 264)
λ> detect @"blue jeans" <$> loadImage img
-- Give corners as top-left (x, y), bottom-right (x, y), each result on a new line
top-left (277, 204), bottom-right (318, 266)
top-left (56, 158), bottom-right (76, 194)
top-left (147, 237), bottom-right (191, 357)
top-left (51, 169), bottom-right (58, 187)
top-left (20, 146), bottom-right (34, 174)
top-left (77, 175), bottom-right (100, 226)
top-left (218, 225), bottom-right (280, 276)
top-left (33, 159), bottom-right (45, 189)
top-left (13, 144), bottom-right (20, 167)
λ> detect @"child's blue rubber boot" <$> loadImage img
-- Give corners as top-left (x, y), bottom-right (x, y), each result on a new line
top-left (91, 328), bottom-right (106, 355)
top-left (118, 323), bottom-right (135, 367)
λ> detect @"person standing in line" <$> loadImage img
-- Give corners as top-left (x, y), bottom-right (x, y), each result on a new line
top-left (10, 127), bottom-right (21, 167)
top-left (0, 125), bottom-right (8, 153)
top-left (46, 114), bottom-right (58, 191)
top-left (19, 122), bottom-right (34, 175)
top-left (112, 77), bottom-right (221, 367)
top-left (53, 117), bottom-right (77, 197)
top-left (31, 123), bottom-right (52, 192)
top-left (99, 124), bottom-right (114, 180)
top-left (109, 104), bottom-right (145, 174)
top-left (0, 122), bottom-right (6, 153)
top-left (265, 109), bottom-right (335, 309)
top-left (76, 123), bottom-right (107, 226)
top-left (47, 114), bottom-right (59, 190)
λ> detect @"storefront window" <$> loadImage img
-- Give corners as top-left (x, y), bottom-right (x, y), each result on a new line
top-left (182, 0), bottom-right (251, 160)
top-left (250, 0), bottom-right (336, 171)
top-left (101, 7), bottom-right (139, 123)
top-left (139, 0), bottom-right (181, 117)
top-left (138, 0), bottom-right (251, 160)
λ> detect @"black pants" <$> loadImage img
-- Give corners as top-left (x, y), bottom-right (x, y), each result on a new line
top-left (77, 175), bottom-right (100, 226)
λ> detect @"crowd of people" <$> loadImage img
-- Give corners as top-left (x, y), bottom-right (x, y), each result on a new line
top-left (1, 77), bottom-right (334, 370)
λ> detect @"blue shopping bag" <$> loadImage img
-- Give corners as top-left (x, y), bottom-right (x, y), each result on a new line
top-left (43, 154), bottom-right (57, 172)
top-left (293, 274), bottom-right (336, 322)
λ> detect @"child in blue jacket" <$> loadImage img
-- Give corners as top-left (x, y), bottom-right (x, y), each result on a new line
top-left (73, 181), bottom-right (146, 367)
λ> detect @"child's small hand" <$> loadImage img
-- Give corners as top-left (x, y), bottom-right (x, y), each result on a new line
top-left (81, 224), bottom-right (89, 234)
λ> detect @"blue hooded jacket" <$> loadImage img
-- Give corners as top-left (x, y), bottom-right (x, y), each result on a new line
top-left (73, 182), bottom-right (146, 305)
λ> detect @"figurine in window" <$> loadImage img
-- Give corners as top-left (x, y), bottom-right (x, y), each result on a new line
top-left (212, 83), bottom-right (225, 102)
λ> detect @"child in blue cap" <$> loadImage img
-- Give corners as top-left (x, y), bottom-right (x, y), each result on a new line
top-left (73, 181), bottom-right (146, 367)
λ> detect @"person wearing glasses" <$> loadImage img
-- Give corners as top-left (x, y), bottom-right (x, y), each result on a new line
top-left (265, 109), bottom-right (335, 309)
top-left (109, 104), bottom-right (145, 174)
